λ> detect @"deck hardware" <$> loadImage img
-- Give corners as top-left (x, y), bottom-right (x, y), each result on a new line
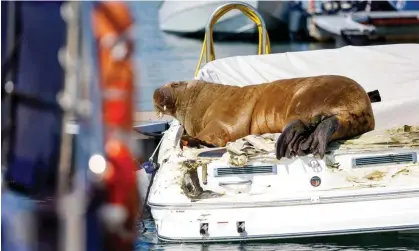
top-left (237, 221), bottom-right (246, 233)
top-left (310, 176), bottom-right (322, 187)
top-left (311, 196), bottom-right (321, 203)
top-left (200, 223), bottom-right (209, 235)
top-left (352, 152), bottom-right (417, 168)
top-left (202, 164), bottom-right (208, 185)
top-left (308, 159), bottom-right (322, 172)
top-left (214, 165), bottom-right (276, 177)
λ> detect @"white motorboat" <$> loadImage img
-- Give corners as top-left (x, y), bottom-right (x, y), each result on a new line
top-left (158, 0), bottom-right (291, 37)
top-left (299, 0), bottom-right (419, 44)
top-left (146, 42), bottom-right (419, 242)
top-left (143, 2), bottom-right (419, 243)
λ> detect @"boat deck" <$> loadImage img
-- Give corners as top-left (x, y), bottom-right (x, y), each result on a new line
top-left (148, 121), bottom-right (419, 207)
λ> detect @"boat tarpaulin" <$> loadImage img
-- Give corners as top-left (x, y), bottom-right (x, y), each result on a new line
top-left (196, 44), bottom-right (419, 130)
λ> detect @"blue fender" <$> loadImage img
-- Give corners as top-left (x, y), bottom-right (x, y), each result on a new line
top-left (2, 1), bottom-right (66, 196)
top-left (2, 2), bottom-right (103, 251)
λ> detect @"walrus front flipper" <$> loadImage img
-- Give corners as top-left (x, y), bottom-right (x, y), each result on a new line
top-left (196, 121), bottom-right (231, 147)
top-left (367, 90), bottom-right (381, 103)
top-left (180, 135), bottom-right (217, 149)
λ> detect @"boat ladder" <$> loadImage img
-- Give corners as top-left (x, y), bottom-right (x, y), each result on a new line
top-left (194, 1), bottom-right (272, 77)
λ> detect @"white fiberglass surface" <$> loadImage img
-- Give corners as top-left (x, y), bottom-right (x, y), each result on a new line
top-left (150, 44), bottom-right (419, 207)
top-left (149, 121), bottom-right (419, 207)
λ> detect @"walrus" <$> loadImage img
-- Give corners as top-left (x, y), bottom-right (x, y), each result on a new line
top-left (153, 75), bottom-right (379, 160)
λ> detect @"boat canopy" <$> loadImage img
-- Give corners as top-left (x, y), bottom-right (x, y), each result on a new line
top-left (195, 43), bottom-right (419, 130)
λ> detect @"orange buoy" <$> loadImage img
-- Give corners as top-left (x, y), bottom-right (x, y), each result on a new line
top-left (91, 2), bottom-right (141, 250)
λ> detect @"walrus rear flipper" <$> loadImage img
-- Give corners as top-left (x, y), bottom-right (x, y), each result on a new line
top-left (367, 90), bottom-right (381, 103)
top-left (275, 115), bottom-right (339, 160)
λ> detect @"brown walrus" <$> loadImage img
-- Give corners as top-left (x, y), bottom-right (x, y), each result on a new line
top-left (153, 75), bottom-right (379, 160)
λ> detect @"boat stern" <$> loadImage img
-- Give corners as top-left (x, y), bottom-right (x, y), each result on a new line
top-left (148, 123), bottom-right (419, 242)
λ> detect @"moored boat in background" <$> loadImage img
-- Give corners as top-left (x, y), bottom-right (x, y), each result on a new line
top-left (158, 0), bottom-right (293, 41)
top-left (299, 0), bottom-right (419, 45)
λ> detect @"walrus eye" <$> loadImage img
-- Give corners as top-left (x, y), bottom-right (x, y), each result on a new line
top-left (171, 82), bottom-right (180, 88)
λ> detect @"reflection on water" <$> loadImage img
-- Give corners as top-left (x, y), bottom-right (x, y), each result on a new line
top-left (131, 1), bottom-right (419, 250)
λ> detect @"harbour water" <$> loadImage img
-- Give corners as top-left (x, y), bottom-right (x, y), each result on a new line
top-left (132, 1), bottom-right (419, 250)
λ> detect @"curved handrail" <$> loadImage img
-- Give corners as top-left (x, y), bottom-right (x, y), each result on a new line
top-left (194, 1), bottom-right (272, 77)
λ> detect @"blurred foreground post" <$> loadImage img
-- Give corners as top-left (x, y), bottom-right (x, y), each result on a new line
top-left (1, 1), bottom-right (142, 251)
top-left (1, 1), bottom-right (66, 251)
top-left (91, 2), bottom-right (142, 251)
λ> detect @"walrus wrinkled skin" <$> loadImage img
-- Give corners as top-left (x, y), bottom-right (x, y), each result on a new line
top-left (153, 75), bottom-right (375, 160)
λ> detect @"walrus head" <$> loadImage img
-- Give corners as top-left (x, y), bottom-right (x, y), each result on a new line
top-left (153, 81), bottom-right (190, 119)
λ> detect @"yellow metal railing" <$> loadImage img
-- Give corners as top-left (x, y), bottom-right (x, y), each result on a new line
top-left (194, 1), bottom-right (272, 77)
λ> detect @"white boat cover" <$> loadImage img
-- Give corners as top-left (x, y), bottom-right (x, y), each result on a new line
top-left (195, 44), bottom-right (419, 130)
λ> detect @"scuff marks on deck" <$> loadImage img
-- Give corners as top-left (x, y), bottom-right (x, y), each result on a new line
top-left (179, 159), bottom-right (223, 201)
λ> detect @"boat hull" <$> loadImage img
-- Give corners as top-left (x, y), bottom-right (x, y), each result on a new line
top-left (151, 192), bottom-right (419, 242)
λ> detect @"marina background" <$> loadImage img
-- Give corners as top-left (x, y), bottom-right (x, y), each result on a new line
top-left (133, 1), bottom-right (337, 112)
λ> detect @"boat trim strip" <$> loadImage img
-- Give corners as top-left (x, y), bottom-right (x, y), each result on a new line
top-left (148, 188), bottom-right (419, 210)
top-left (157, 224), bottom-right (419, 243)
